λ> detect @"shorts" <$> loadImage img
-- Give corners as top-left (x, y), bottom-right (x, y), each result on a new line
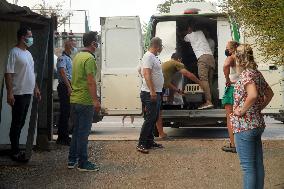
top-left (222, 86), bottom-right (234, 105)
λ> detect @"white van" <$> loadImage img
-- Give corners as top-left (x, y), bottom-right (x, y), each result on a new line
top-left (97, 2), bottom-right (284, 127)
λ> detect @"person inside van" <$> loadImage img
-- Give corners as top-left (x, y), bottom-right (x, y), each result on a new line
top-left (155, 52), bottom-right (202, 138)
top-left (184, 22), bottom-right (215, 110)
top-left (203, 29), bottom-right (215, 56)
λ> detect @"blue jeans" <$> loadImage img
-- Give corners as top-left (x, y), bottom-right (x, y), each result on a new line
top-left (138, 91), bottom-right (161, 147)
top-left (235, 127), bottom-right (265, 189)
top-left (68, 104), bottom-right (94, 166)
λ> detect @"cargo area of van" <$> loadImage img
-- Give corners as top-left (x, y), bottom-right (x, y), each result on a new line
top-left (149, 15), bottom-right (220, 111)
top-left (98, 2), bottom-right (284, 127)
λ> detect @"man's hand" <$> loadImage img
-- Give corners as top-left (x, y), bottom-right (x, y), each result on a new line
top-left (225, 79), bottom-right (231, 87)
top-left (34, 87), bottom-right (41, 101)
top-left (7, 92), bottom-right (15, 106)
top-left (67, 86), bottom-right (72, 96)
top-left (176, 89), bottom-right (184, 95)
top-left (93, 100), bottom-right (101, 112)
top-left (150, 92), bottom-right (157, 102)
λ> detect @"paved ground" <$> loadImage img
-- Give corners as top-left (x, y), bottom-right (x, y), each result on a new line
top-left (0, 116), bottom-right (283, 189)
top-left (90, 116), bottom-right (284, 140)
top-left (0, 140), bottom-right (283, 189)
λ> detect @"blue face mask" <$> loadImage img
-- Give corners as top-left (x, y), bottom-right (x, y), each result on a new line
top-left (71, 47), bottom-right (78, 54)
top-left (24, 37), bottom-right (33, 47)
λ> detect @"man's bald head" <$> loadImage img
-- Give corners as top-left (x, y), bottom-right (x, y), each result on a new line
top-left (149, 37), bottom-right (163, 55)
top-left (149, 37), bottom-right (162, 49)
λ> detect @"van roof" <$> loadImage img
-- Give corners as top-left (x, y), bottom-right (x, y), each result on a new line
top-left (151, 12), bottom-right (227, 19)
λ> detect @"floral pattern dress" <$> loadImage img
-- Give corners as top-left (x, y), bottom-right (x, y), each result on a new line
top-left (230, 69), bottom-right (269, 133)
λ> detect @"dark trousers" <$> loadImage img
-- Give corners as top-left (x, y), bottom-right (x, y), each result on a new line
top-left (10, 94), bottom-right (32, 154)
top-left (138, 91), bottom-right (161, 147)
top-left (57, 82), bottom-right (70, 140)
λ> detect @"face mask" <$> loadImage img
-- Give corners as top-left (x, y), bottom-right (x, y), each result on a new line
top-left (225, 49), bottom-right (231, 57)
top-left (24, 37), bottom-right (33, 47)
top-left (71, 47), bottom-right (78, 54)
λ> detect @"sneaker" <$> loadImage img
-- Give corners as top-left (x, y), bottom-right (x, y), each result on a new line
top-left (222, 144), bottom-right (237, 153)
top-left (198, 103), bottom-right (214, 110)
top-left (77, 161), bottom-right (100, 172)
top-left (157, 135), bottom-right (170, 141)
top-left (147, 142), bottom-right (164, 149)
top-left (68, 161), bottom-right (78, 169)
top-left (136, 145), bottom-right (149, 154)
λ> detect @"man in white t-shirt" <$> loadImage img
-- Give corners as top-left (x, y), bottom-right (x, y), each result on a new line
top-left (5, 26), bottom-right (41, 162)
top-left (184, 24), bottom-right (215, 109)
top-left (137, 37), bottom-right (164, 154)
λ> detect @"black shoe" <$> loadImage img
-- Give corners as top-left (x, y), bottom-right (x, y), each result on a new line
top-left (10, 151), bottom-right (29, 163)
top-left (147, 142), bottom-right (164, 149)
top-left (222, 144), bottom-right (237, 153)
top-left (136, 145), bottom-right (149, 154)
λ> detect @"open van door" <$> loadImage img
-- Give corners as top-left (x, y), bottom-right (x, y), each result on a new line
top-left (217, 17), bottom-right (233, 99)
top-left (100, 16), bottom-right (143, 115)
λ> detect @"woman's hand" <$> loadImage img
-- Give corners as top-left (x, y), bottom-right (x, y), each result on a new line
top-left (234, 107), bottom-right (243, 116)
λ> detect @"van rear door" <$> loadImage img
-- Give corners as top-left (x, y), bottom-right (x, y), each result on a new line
top-left (217, 17), bottom-right (233, 99)
top-left (100, 16), bottom-right (143, 115)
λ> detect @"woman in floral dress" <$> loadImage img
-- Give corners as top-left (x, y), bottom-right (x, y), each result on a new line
top-left (230, 44), bottom-right (274, 189)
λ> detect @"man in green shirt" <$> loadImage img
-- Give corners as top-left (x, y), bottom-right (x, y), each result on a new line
top-left (156, 52), bottom-right (202, 138)
top-left (162, 52), bottom-right (201, 92)
top-left (68, 31), bottom-right (101, 172)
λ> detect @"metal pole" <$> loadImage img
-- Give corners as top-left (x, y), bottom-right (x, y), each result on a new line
top-left (69, 0), bottom-right (71, 31)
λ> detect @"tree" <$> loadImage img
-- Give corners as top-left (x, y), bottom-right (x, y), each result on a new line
top-left (157, 0), bottom-right (204, 13)
top-left (32, 0), bottom-right (72, 28)
top-left (222, 0), bottom-right (284, 64)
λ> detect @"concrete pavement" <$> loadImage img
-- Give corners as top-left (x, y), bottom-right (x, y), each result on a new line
top-left (88, 116), bottom-right (284, 140)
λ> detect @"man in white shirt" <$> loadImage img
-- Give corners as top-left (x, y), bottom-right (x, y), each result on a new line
top-left (5, 26), bottom-right (41, 162)
top-left (137, 37), bottom-right (164, 154)
top-left (184, 24), bottom-right (215, 109)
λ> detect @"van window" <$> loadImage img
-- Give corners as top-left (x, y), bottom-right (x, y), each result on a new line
top-left (155, 21), bottom-right (177, 62)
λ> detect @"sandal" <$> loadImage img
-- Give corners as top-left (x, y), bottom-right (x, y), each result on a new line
top-left (221, 144), bottom-right (237, 153)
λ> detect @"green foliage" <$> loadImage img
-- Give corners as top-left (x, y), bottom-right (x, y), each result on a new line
top-left (157, 0), bottom-right (204, 13)
top-left (222, 0), bottom-right (284, 64)
top-left (141, 22), bottom-right (149, 35)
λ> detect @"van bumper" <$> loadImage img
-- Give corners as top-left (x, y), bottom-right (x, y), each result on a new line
top-left (161, 109), bottom-right (227, 127)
